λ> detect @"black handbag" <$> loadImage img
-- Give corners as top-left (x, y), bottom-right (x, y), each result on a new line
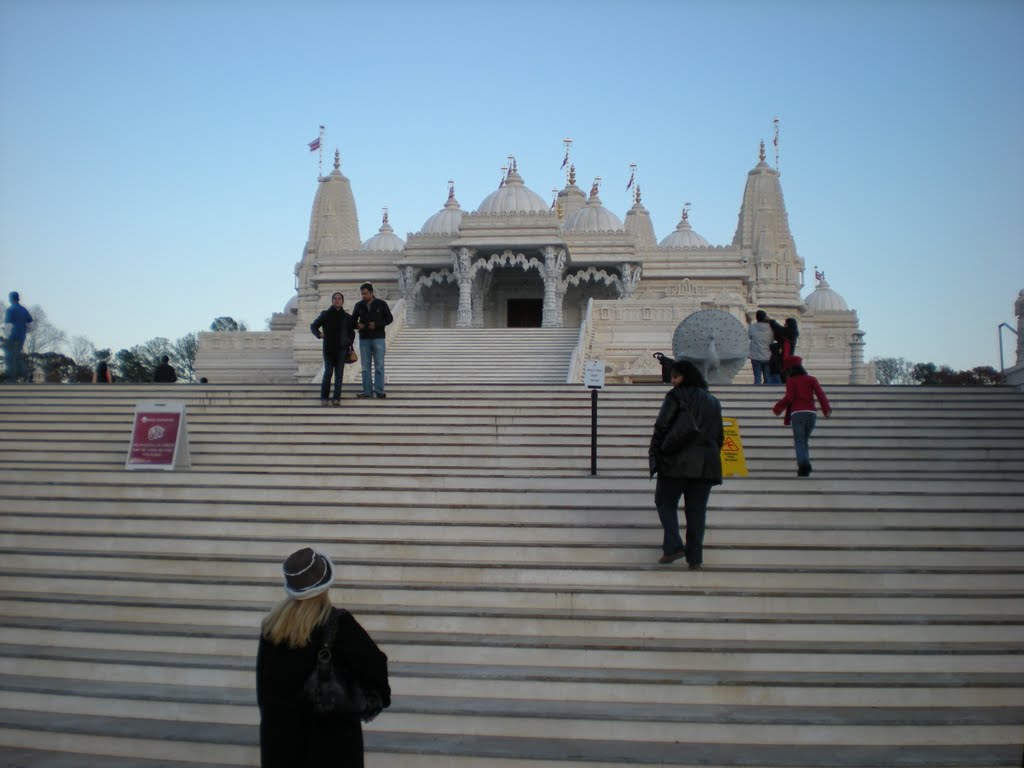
top-left (303, 611), bottom-right (382, 721)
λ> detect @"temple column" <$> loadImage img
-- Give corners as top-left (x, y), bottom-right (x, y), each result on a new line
top-left (397, 266), bottom-right (420, 327)
top-left (849, 330), bottom-right (867, 384)
top-left (454, 248), bottom-right (475, 328)
top-left (472, 272), bottom-right (492, 328)
top-left (542, 247), bottom-right (567, 327)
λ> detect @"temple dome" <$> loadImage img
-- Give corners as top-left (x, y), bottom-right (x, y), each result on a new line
top-left (623, 185), bottom-right (657, 247)
top-left (284, 295), bottom-right (298, 315)
top-left (362, 211), bottom-right (405, 251)
top-left (419, 184), bottom-right (464, 234)
top-left (476, 163), bottom-right (549, 214)
top-left (660, 209), bottom-right (710, 248)
top-left (563, 181), bottom-right (623, 232)
top-left (804, 277), bottom-right (849, 312)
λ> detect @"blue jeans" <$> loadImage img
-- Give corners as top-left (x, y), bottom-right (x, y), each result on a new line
top-left (359, 337), bottom-right (386, 395)
top-left (750, 359), bottom-right (771, 385)
top-left (320, 349), bottom-right (346, 400)
top-left (4, 338), bottom-right (27, 382)
top-left (654, 477), bottom-right (713, 565)
top-left (791, 411), bottom-right (817, 467)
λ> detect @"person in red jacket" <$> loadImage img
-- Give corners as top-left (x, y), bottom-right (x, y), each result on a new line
top-left (772, 356), bottom-right (831, 477)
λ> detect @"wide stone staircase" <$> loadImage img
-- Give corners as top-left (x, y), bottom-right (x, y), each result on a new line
top-left (0, 383), bottom-right (1022, 767)
top-left (385, 328), bottom-right (580, 384)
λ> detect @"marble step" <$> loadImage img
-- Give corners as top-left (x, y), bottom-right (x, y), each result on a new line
top-left (4, 551), bottom-right (1022, 592)
top-left (6, 572), bottom-right (1022, 617)
top-left (6, 497), bottom-right (1022, 526)
top-left (3, 673), bottom-right (1022, 746)
top-left (4, 621), bottom-right (1021, 674)
top-left (2, 595), bottom-right (1020, 645)
top-left (2, 716), bottom-right (1018, 768)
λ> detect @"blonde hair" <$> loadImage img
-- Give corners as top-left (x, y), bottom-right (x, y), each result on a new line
top-left (261, 592), bottom-right (333, 648)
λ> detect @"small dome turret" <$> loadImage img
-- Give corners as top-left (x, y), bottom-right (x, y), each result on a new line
top-left (624, 184), bottom-right (657, 247)
top-left (419, 181), bottom-right (465, 235)
top-left (804, 275), bottom-right (849, 312)
top-left (475, 158), bottom-right (549, 214)
top-left (563, 179), bottom-right (624, 232)
top-left (362, 209), bottom-right (405, 251)
top-left (659, 206), bottom-right (710, 248)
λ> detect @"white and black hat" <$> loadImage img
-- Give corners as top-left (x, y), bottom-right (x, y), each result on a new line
top-left (282, 547), bottom-right (335, 600)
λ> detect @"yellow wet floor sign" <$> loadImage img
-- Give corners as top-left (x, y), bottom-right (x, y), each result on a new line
top-left (721, 417), bottom-right (748, 477)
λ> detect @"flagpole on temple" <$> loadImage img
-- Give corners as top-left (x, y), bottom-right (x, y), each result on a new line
top-left (773, 116), bottom-right (780, 173)
top-left (318, 124), bottom-right (325, 177)
top-left (561, 138), bottom-right (572, 184)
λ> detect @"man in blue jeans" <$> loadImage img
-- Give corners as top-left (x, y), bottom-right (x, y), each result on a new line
top-left (747, 309), bottom-right (774, 384)
top-left (352, 282), bottom-right (393, 399)
top-left (3, 291), bottom-right (33, 383)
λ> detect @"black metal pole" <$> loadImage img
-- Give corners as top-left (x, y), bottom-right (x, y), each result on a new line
top-left (590, 388), bottom-right (598, 476)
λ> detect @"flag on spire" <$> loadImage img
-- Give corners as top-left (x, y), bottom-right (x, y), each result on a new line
top-left (308, 137), bottom-right (321, 152)
top-left (560, 149), bottom-right (569, 169)
top-left (626, 165), bottom-right (636, 191)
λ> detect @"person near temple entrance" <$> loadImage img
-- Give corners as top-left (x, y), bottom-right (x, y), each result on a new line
top-left (747, 310), bottom-right (774, 385)
top-left (3, 291), bottom-right (33, 383)
top-left (310, 292), bottom-right (355, 406)
top-left (352, 283), bottom-right (393, 399)
top-left (153, 355), bottom-right (178, 383)
top-left (648, 360), bottom-right (724, 570)
top-left (773, 356), bottom-right (832, 477)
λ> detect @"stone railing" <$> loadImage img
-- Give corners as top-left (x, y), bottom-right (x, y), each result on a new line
top-left (566, 297), bottom-right (594, 384)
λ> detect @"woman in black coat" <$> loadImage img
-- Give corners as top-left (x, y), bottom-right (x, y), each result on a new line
top-left (257, 548), bottom-right (390, 767)
top-left (648, 360), bottom-right (725, 569)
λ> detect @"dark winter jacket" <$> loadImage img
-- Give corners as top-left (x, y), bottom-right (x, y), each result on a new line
top-left (153, 363), bottom-right (177, 383)
top-left (770, 319), bottom-right (799, 357)
top-left (310, 307), bottom-right (356, 355)
top-left (648, 385), bottom-right (725, 483)
top-left (351, 298), bottom-right (393, 340)
top-left (257, 607), bottom-right (390, 768)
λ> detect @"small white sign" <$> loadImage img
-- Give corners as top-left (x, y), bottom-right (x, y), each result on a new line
top-left (126, 401), bottom-right (191, 471)
top-left (584, 360), bottom-right (606, 389)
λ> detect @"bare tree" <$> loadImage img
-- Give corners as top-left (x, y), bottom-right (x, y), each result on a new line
top-left (22, 306), bottom-right (66, 356)
top-left (68, 335), bottom-right (96, 365)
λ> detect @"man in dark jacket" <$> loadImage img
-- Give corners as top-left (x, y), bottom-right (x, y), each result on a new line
top-left (153, 356), bottom-right (177, 383)
top-left (648, 359), bottom-right (725, 568)
top-left (310, 292), bottom-right (356, 406)
top-left (351, 282), bottom-right (393, 399)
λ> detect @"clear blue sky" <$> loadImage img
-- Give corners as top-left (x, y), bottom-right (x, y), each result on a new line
top-left (2, 0), bottom-right (1022, 371)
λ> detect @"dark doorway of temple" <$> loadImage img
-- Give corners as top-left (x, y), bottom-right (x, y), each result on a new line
top-left (506, 299), bottom-right (543, 327)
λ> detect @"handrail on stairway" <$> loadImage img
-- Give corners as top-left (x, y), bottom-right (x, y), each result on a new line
top-left (567, 297), bottom-right (594, 384)
top-left (997, 321), bottom-right (1018, 372)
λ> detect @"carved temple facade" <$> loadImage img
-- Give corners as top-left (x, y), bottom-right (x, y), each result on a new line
top-left (196, 143), bottom-right (868, 385)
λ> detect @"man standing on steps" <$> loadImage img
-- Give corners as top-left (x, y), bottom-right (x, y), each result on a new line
top-left (352, 282), bottom-right (393, 399)
top-left (310, 292), bottom-right (356, 406)
top-left (3, 291), bottom-right (33, 383)
top-left (747, 310), bottom-right (774, 385)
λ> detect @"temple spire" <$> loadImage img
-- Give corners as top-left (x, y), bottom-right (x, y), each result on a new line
top-left (759, 140), bottom-right (766, 163)
top-left (447, 180), bottom-right (455, 201)
top-left (333, 149), bottom-right (340, 171)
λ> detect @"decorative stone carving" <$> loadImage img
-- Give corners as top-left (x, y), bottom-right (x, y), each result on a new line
top-left (664, 279), bottom-right (705, 297)
top-left (618, 263), bottom-right (642, 298)
top-left (671, 309), bottom-right (749, 384)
